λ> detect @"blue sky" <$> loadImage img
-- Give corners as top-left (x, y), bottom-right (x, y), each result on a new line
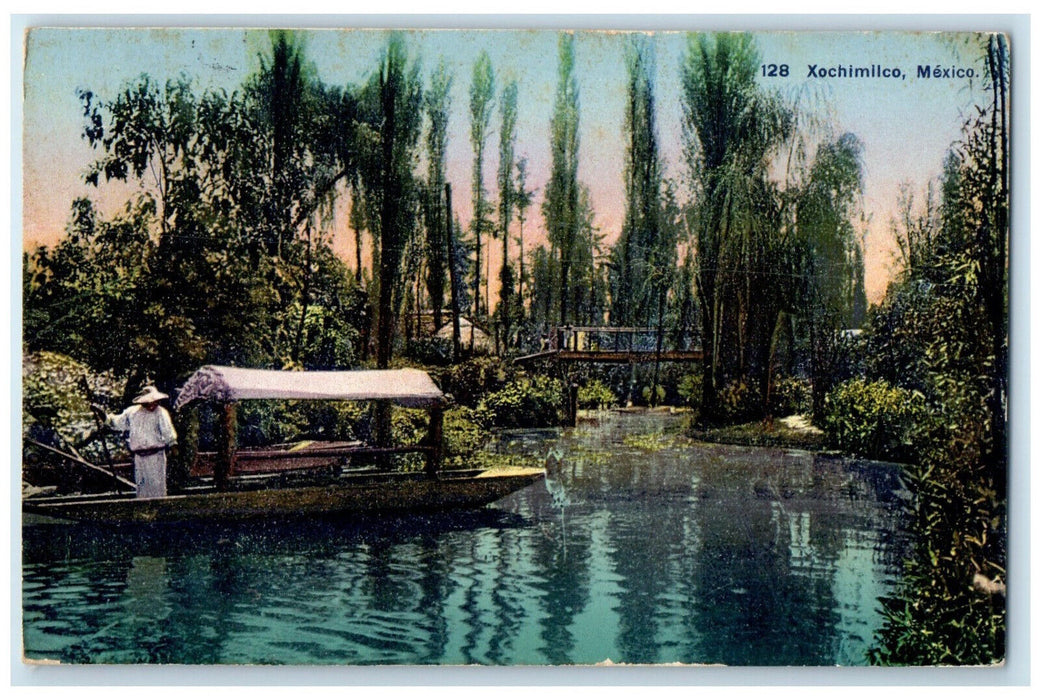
top-left (22, 26), bottom-right (992, 302)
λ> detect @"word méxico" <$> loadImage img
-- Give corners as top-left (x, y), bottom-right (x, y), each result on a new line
top-left (807, 64), bottom-right (905, 79)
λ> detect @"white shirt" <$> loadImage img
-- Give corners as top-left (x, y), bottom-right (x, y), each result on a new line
top-left (109, 405), bottom-right (177, 453)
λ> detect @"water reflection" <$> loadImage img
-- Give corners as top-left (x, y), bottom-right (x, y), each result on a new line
top-left (23, 411), bottom-right (906, 665)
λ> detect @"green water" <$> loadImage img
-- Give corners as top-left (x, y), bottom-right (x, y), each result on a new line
top-left (22, 410), bottom-right (907, 665)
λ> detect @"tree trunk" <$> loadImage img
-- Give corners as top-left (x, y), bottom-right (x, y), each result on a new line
top-left (446, 184), bottom-right (463, 363)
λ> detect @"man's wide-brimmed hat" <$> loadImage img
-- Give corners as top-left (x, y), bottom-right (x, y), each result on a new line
top-left (133, 386), bottom-right (169, 405)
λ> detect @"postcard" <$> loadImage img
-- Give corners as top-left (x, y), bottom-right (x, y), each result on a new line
top-left (18, 22), bottom-right (1012, 673)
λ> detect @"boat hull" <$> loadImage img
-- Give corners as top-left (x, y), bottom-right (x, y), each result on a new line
top-left (23, 468), bottom-right (545, 524)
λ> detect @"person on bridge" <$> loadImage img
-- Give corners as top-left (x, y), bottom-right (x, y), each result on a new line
top-left (93, 386), bottom-right (177, 498)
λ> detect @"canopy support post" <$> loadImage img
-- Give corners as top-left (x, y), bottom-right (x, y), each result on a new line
top-left (216, 402), bottom-right (237, 491)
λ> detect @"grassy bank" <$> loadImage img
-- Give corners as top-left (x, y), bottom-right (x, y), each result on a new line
top-left (687, 414), bottom-right (828, 451)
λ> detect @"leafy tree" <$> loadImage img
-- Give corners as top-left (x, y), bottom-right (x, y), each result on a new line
top-left (611, 35), bottom-right (665, 329)
top-left (424, 60), bottom-right (453, 332)
top-left (245, 32), bottom-right (364, 365)
top-left (61, 76), bottom-right (223, 391)
top-left (892, 179), bottom-right (940, 279)
top-left (680, 32), bottom-right (792, 422)
top-left (26, 31), bottom-right (366, 400)
top-left (468, 51), bottom-right (495, 318)
top-left (496, 80), bottom-right (520, 348)
top-left (794, 132), bottom-right (865, 420)
top-left (352, 34), bottom-right (425, 451)
top-left (863, 33), bottom-right (1008, 666)
top-left (356, 33), bottom-right (424, 370)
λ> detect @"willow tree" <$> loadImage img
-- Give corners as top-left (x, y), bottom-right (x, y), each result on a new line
top-left (248, 31), bottom-right (355, 262)
top-left (244, 31), bottom-right (365, 367)
top-left (794, 133), bottom-right (865, 419)
top-left (681, 32), bottom-right (792, 422)
top-left (358, 34), bottom-right (424, 370)
top-left (543, 33), bottom-right (582, 325)
top-left (469, 51), bottom-right (495, 317)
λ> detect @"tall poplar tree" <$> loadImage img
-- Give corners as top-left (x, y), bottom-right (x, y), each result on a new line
top-left (611, 35), bottom-right (665, 329)
top-left (543, 33), bottom-right (581, 325)
top-left (513, 157), bottom-right (536, 313)
top-left (469, 51), bottom-right (495, 317)
top-left (424, 60), bottom-right (453, 331)
top-left (496, 80), bottom-right (519, 346)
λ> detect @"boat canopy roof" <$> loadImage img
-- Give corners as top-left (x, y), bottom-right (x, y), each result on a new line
top-left (174, 365), bottom-right (445, 410)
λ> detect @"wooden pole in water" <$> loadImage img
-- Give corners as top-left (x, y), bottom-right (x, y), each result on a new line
top-left (568, 382), bottom-right (579, 427)
top-left (425, 405), bottom-right (445, 478)
top-left (216, 402), bottom-right (237, 491)
top-left (445, 183), bottom-right (463, 363)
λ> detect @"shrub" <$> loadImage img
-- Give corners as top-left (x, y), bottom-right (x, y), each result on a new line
top-left (233, 399), bottom-right (370, 448)
top-left (768, 376), bottom-right (812, 417)
top-left (822, 378), bottom-right (928, 462)
top-left (717, 378), bottom-right (762, 424)
top-left (405, 337), bottom-right (455, 366)
top-left (443, 405), bottom-right (493, 457)
top-left (577, 378), bottom-right (618, 410)
top-left (677, 372), bottom-right (702, 409)
top-left (641, 384), bottom-right (666, 406)
top-left (433, 356), bottom-right (516, 407)
top-left (480, 375), bottom-right (564, 428)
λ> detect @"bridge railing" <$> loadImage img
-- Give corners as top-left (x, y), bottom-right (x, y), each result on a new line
top-left (548, 326), bottom-right (695, 353)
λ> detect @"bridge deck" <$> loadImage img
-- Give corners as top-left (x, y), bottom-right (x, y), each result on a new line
top-left (514, 326), bottom-right (702, 364)
top-left (514, 349), bottom-right (703, 364)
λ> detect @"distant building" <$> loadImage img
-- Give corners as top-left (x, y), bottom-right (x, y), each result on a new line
top-left (435, 317), bottom-right (494, 353)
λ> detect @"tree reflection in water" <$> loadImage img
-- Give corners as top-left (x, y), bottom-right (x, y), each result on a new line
top-left (23, 412), bottom-right (906, 665)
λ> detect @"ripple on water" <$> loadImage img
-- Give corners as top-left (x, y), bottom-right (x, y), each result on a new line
top-left (22, 413), bottom-right (906, 666)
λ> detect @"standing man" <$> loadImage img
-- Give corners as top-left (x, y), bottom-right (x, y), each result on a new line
top-left (93, 386), bottom-right (177, 498)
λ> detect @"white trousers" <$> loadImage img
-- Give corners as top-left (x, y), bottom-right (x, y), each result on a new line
top-left (134, 451), bottom-right (167, 498)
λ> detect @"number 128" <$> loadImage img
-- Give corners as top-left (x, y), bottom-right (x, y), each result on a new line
top-left (761, 64), bottom-right (789, 77)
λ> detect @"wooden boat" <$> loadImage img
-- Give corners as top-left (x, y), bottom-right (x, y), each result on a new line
top-left (22, 466), bottom-right (545, 524)
top-left (23, 365), bottom-right (545, 524)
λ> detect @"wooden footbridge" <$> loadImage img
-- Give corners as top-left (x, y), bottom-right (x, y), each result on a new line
top-left (515, 326), bottom-right (703, 365)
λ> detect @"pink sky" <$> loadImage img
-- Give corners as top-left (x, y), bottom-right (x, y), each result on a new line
top-left (22, 28), bottom-right (994, 306)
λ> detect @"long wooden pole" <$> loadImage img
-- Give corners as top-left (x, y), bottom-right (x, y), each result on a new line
top-left (25, 438), bottom-right (136, 491)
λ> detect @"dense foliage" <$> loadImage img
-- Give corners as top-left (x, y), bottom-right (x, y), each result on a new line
top-left (859, 35), bottom-right (1008, 666)
top-left (822, 378), bottom-right (926, 463)
top-left (480, 375), bottom-right (565, 428)
top-left (22, 351), bottom-right (126, 457)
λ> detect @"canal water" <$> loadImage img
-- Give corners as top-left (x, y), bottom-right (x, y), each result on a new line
top-left (21, 410), bottom-right (908, 666)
